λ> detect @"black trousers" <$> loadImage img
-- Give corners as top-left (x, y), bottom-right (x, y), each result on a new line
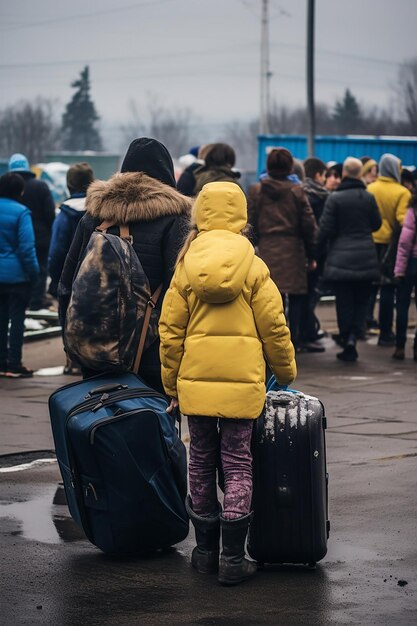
top-left (0, 282), bottom-right (31, 366)
top-left (333, 281), bottom-right (372, 341)
top-left (395, 259), bottom-right (417, 348)
top-left (282, 293), bottom-right (308, 349)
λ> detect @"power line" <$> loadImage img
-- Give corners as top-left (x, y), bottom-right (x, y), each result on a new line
top-left (0, 0), bottom-right (180, 33)
top-left (0, 42), bottom-right (259, 70)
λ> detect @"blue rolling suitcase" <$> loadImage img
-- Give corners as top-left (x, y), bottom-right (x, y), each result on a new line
top-left (248, 378), bottom-right (329, 566)
top-left (49, 372), bottom-right (189, 555)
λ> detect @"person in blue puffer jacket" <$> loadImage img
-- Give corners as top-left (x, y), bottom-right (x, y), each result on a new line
top-left (48, 162), bottom-right (94, 298)
top-left (0, 173), bottom-right (39, 377)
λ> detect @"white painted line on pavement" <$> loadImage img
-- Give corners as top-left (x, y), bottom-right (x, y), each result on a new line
top-left (0, 458), bottom-right (57, 473)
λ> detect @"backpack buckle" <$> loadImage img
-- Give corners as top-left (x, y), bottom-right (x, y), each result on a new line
top-left (148, 298), bottom-right (156, 308)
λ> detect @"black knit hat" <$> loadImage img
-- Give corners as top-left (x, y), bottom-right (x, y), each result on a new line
top-left (120, 137), bottom-right (176, 188)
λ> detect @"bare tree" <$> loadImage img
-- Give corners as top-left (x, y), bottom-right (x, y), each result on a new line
top-left (121, 95), bottom-right (199, 157)
top-left (0, 98), bottom-right (60, 163)
top-left (224, 119), bottom-right (259, 171)
top-left (396, 57), bottom-right (417, 134)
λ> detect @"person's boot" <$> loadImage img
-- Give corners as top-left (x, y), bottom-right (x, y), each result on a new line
top-left (337, 333), bottom-right (358, 362)
top-left (218, 513), bottom-right (257, 586)
top-left (185, 496), bottom-right (220, 574)
top-left (392, 346), bottom-right (405, 360)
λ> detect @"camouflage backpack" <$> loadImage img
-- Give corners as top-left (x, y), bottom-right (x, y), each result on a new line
top-left (64, 222), bottom-right (162, 373)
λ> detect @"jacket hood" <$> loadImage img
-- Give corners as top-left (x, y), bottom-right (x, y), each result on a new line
top-left (85, 171), bottom-right (191, 223)
top-left (193, 181), bottom-right (247, 233)
top-left (379, 154), bottom-right (401, 182)
top-left (120, 137), bottom-right (176, 188)
top-left (261, 176), bottom-right (292, 200)
top-left (184, 230), bottom-right (254, 304)
top-left (62, 196), bottom-right (86, 211)
top-left (185, 182), bottom-right (253, 303)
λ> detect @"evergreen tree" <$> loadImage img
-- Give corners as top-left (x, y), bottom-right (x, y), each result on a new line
top-left (333, 89), bottom-right (362, 134)
top-left (61, 66), bottom-right (103, 151)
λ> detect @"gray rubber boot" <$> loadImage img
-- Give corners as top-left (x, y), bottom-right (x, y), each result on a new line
top-left (186, 496), bottom-right (220, 574)
top-left (218, 513), bottom-right (257, 586)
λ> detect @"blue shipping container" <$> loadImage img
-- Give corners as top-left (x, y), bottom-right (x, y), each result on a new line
top-left (257, 135), bottom-right (417, 176)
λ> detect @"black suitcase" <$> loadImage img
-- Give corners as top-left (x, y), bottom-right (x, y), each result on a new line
top-left (248, 387), bottom-right (329, 566)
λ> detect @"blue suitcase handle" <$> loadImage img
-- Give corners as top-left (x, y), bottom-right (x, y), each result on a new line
top-left (267, 375), bottom-right (298, 394)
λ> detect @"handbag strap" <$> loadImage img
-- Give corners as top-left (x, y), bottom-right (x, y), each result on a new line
top-left (132, 283), bottom-right (163, 374)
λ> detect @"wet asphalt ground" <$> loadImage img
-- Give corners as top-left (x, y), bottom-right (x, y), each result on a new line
top-left (1, 303), bottom-right (416, 625)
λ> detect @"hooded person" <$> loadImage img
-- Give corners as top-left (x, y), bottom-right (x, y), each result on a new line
top-left (58, 137), bottom-right (192, 391)
top-left (159, 181), bottom-right (296, 585)
top-left (368, 153), bottom-right (412, 346)
top-left (8, 153), bottom-right (55, 310)
top-left (247, 148), bottom-right (318, 351)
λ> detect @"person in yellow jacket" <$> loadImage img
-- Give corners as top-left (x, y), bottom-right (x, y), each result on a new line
top-left (367, 154), bottom-right (412, 346)
top-left (159, 181), bottom-right (296, 586)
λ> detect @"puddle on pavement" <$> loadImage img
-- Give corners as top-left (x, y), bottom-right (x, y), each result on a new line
top-left (0, 483), bottom-right (86, 544)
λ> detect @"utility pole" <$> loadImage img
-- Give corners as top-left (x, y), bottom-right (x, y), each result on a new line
top-left (306, 0), bottom-right (315, 156)
top-left (260, 0), bottom-right (271, 135)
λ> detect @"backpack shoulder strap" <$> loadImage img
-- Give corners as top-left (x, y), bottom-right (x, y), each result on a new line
top-left (97, 221), bottom-right (131, 241)
top-left (132, 283), bottom-right (164, 374)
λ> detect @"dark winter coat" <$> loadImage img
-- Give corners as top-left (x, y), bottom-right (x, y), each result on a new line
top-left (0, 198), bottom-right (39, 284)
top-left (58, 172), bottom-right (191, 381)
top-left (302, 178), bottom-right (329, 223)
top-left (193, 165), bottom-right (241, 195)
top-left (248, 177), bottom-right (318, 294)
top-left (317, 177), bottom-right (382, 282)
top-left (48, 195), bottom-right (87, 297)
top-left (20, 172), bottom-right (56, 252)
top-left (177, 161), bottom-right (201, 196)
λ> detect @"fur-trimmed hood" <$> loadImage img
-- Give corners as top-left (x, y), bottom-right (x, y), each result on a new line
top-left (86, 172), bottom-right (192, 223)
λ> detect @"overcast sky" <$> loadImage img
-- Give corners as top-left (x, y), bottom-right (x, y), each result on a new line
top-left (1, 0), bottom-right (416, 148)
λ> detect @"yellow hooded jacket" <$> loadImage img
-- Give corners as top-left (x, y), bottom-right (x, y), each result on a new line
top-left (159, 182), bottom-right (297, 419)
top-left (368, 178), bottom-right (411, 244)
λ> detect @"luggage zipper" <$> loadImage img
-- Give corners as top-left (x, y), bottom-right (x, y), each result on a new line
top-left (65, 389), bottom-right (165, 424)
top-left (88, 408), bottom-right (152, 444)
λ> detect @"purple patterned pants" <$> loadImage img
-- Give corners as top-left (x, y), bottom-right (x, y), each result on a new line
top-left (188, 416), bottom-right (254, 520)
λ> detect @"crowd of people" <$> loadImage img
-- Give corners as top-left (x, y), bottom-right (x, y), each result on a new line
top-left (0, 141), bottom-right (416, 377)
top-left (1, 137), bottom-right (416, 586)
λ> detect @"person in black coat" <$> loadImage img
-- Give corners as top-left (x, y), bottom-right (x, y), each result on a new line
top-left (58, 137), bottom-right (191, 390)
top-left (318, 157), bottom-right (382, 361)
top-left (8, 153), bottom-right (56, 310)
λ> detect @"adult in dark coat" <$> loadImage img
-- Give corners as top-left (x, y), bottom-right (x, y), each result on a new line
top-left (318, 157), bottom-right (382, 361)
top-left (301, 157), bottom-right (329, 348)
top-left (48, 162), bottom-right (94, 298)
top-left (248, 148), bottom-right (318, 350)
top-left (58, 138), bottom-right (191, 391)
top-left (8, 153), bottom-right (55, 310)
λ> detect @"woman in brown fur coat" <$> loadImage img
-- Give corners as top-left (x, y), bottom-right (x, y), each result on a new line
top-left (58, 138), bottom-right (191, 390)
top-left (248, 148), bottom-right (318, 350)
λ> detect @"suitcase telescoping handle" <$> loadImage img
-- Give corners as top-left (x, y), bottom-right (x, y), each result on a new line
top-left (85, 383), bottom-right (129, 398)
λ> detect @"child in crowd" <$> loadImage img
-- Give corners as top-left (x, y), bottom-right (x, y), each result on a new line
top-left (159, 181), bottom-right (296, 585)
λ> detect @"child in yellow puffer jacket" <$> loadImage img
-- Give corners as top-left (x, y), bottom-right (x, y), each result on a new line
top-left (159, 181), bottom-right (296, 586)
